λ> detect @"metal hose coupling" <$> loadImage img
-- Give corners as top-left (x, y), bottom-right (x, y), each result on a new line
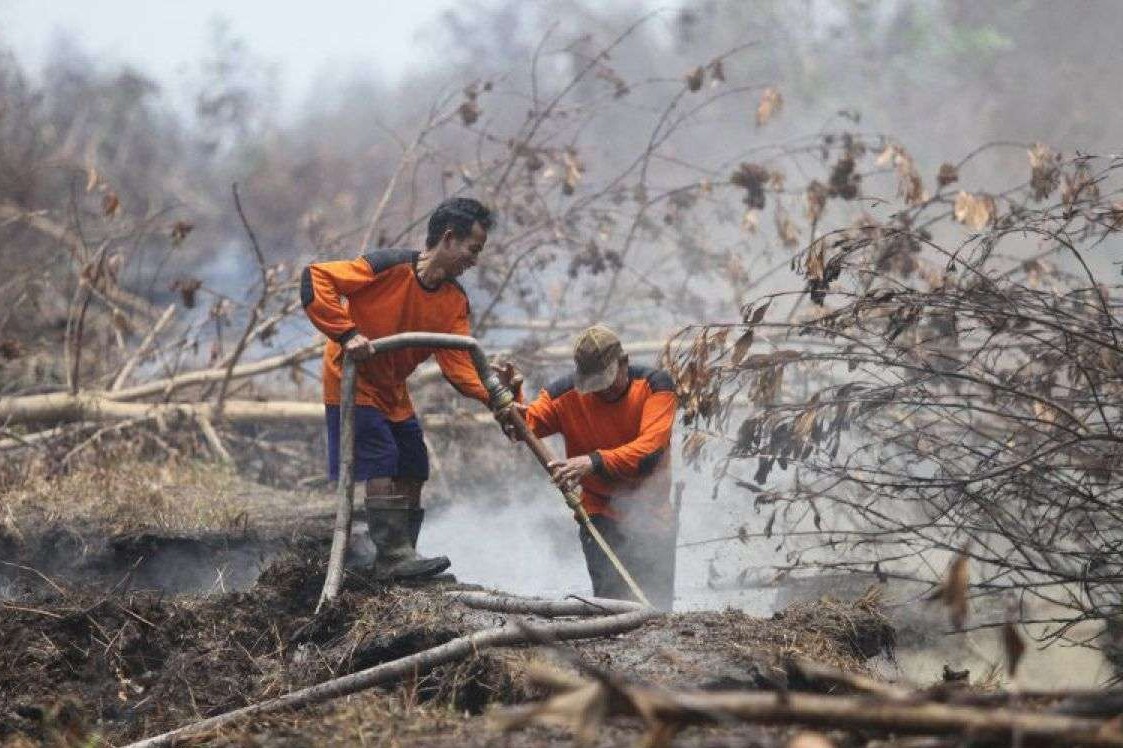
top-left (483, 375), bottom-right (515, 413)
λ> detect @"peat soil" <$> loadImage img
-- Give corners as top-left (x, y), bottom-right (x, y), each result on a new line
top-left (0, 482), bottom-right (897, 747)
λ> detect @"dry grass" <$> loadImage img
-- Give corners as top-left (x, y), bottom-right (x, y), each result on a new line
top-left (763, 586), bottom-right (896, 666)
top-left (1, 453), bottom-right (246, 537)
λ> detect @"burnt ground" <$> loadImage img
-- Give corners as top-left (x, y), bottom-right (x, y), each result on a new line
top-left (0, 466), bottom-right (897, 747)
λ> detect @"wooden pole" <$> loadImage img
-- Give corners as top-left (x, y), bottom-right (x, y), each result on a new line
top-left (123, 594), bottom-right (654, 748)
top-left (505, 409), bottom-right (652, 608)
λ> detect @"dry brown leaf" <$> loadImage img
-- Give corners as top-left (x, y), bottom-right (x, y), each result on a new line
top-left (562, 149), bottom-right (583, 195)
top-left (900, 170), bottom-right (925, 205)
top-left (458, 100), bottom-right (480, 126)
top-left (805, 180), bottom-right (828, 223)
top-left (953, 191), bottom-right (996, 231)
top-left (741, 208), bottom-right (760, 234)
top-left (170, 277), bottom-right (203, 309)
top-left (751, 363), bottom-right (785, 406)
top-left (708, 58), bottom-right (725, 83)
top-left (731, 329), bottom-right (754, 365)
top-left (805, 239), bottom-right (826, 282)
top-left (875, 144), bottom-right (896, 168)
top-left (1032, 400), bottom-right (1059, 425)
top-left (684, 66), bottom-right (704, 92)
top-left (1103, 200), bottom-right (1123, 230)
top-left (683, 431), bottom-right (707, 464)
top-left (731, 162), bottom-right (770, 209)
top-left (1002, 620), bottom-right (1026, 677)
top-left (748, 300), bottom-right (771, 325)
top-left (756, 86), bottom-right (782, 127)
top-left (878, 144), bottom-right (926, 204)
top-left (1029, 142), bottom-right (1061, 200)
top-left (828, 154), bottom-right (860, 199)
top-left (1061, 165), bottom-right (1099, 208)
top-left (111, 309), bottom-right (131, 337)
top-left (774, 204), bottom-right (800, 248)
top-left (937, 162), bottom-right (959, 188)
top-left (171, 220), bottom-right (194, 246)
top-left (102, 191), bottom-right (121, 218)
top-left (936, 549), bottom-right (970, 631)
top-left (793, 406), bottom-right (817, 440)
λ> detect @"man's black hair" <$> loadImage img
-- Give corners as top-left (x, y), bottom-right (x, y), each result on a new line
top-left (425, 197), bottom-right (493, 248)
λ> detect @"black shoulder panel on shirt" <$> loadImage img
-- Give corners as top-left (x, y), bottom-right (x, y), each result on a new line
top-left (546, 374), bottom-right (576, 399)
top-left (362, 248), bottom-right (417, 274)
top-left (644, 368), bottom-right (676, 393)
top-left (628, 364), bottom-right (652, 381)
top-left (628, 365), bottom-right (674, 392)
top-left (300, 266), bottom-right (314, 308)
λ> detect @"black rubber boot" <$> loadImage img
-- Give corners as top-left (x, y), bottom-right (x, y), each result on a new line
top-left (367, 504), bottom-right (450, 580)
top-left (408, 507), bottom-right (423, 548)
top-left (407, 508), bottom-right (457, 584)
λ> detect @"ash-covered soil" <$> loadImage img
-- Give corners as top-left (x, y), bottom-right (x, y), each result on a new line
top-left (0, 467), bottom-right (897, 747)
top-left (0, 541), bottom-right (894, 747)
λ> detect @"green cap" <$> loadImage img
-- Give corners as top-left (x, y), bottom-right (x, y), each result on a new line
top-left (573, 324), bottom-right (623, 393)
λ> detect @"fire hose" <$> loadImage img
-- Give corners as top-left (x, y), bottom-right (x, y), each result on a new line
top-left (316, 332), bottom-right (651, 611)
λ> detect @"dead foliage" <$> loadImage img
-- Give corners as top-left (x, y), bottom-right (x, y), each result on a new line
top-left (663, 143), bottom-right (1123, 661)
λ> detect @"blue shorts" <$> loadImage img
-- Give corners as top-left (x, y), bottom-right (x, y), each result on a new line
top-left (325, 405), bottom-right (430, 483)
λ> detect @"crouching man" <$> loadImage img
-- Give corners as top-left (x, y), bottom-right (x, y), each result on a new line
top-left (301, 197), bottom-right (494, 580)
top-left (516, 324), bottom-right (679, 610)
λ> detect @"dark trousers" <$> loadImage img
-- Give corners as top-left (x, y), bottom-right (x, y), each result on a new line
top-left (579, 514), bottom-right (676, 611)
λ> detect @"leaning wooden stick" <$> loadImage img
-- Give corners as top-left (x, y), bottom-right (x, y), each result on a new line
top-left (124, 594), bottom-right (654, 748)
top-left (505, 408), bottom-right (652, 608)
top-left (317, 355), bottom-right (356, 612)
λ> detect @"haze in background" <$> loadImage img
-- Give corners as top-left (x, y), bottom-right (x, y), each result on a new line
top-left (0, 0), bottom-right (500, 113)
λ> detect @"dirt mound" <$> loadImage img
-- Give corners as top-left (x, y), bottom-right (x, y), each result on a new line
top-left (0, 547), bottom-right (522, 745)
top-left (1, 531), bottom-right (895, 747)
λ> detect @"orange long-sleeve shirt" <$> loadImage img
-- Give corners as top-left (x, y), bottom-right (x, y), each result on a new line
top-left (300, 249), bottom-right (490, 420)
top-left (524, 366), bottom-right (677, 525)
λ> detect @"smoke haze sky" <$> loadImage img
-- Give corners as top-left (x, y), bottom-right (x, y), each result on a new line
top-left (2, 0), bottom-right (501, 103)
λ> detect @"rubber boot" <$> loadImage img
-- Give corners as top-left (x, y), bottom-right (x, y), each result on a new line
top-left (408, 508), bottom-right (457, 584)
top-left (345, 520), bottom-right (377, 567)
top-left (367, 503), bottom-right (450, 580)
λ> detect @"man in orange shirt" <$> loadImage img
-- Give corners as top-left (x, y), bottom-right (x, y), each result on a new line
top-left (518, 324), bottom-right (679, 610)
top-left (301, 197), bottom-right (494, 580)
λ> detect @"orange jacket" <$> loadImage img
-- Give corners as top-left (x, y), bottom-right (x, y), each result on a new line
top-left (524, 366), bottom-right (677, 525)
top-left (301, 249), bottom-right (489, 420)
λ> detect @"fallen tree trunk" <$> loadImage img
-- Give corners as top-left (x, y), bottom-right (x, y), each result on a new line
top-left (0, 393), bottom-right (323, 425)
top-left (501, 667), bottom-right (1123, 747)
top-left (0, 395), bottom-right (494, 443)
top-left (123, 593), bottom-right (655, 748)
top-left (0, 338), bottom-right (671, 435)
top-left (47, 338), bottom-right (667, 405)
